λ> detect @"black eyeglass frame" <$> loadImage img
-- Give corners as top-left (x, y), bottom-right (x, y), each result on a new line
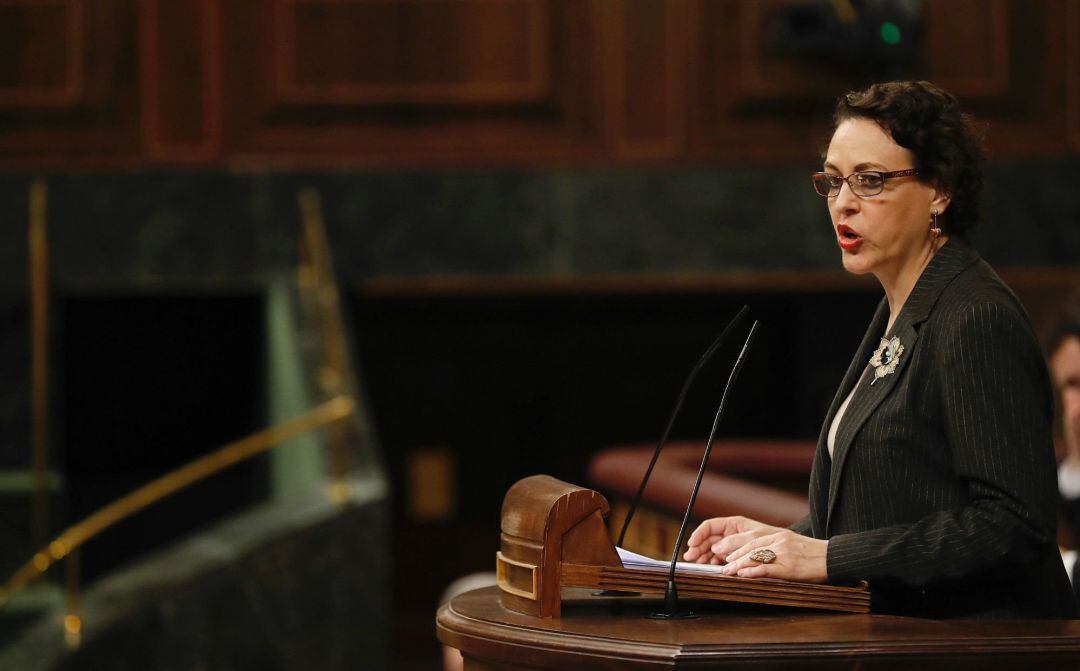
top-left (811, 168), bottom-right (919, 198)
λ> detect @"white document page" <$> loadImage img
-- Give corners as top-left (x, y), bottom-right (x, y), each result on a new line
top-left (617, 546), bottom-right (727, 574)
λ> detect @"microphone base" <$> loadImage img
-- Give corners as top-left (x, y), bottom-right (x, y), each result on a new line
top-left (591, 589), bottom-right (642, 597)
top-left (646, 579), bottom-right (699, 619)
top-left (646, 609), bottom-right (698, 620)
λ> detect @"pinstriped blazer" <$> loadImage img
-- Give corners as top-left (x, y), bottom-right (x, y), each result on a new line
top-left (792, 239), bottom-right (1076, 618)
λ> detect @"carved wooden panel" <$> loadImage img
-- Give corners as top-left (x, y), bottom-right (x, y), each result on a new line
top-left (1067, 0), bottom-right (1080, 151)
top-left (0, 0), bottom-right (139, 161)
top-left (689, 0), bottom-right (818, 161)
top-left (729, 0), bottom-right (852, 100)
top-left (139, 0), bottom-right (221, 160)
top-left (602, 0), bottom-right (689, 159)
top-left (275, 0), bottom-right (550, 105)
top-left (219, 0), bottom-right (605, 163)
top-left (691, 0), bottom-right (1074, 162)
top-left (0, 0), bottom-right (1077, 165)
top-left (0, 0), bottom-right (83, 107)
top-left (947, 0), bottom-right (1057, 155)
top-left (923, 0), bottom-right (1010, 97)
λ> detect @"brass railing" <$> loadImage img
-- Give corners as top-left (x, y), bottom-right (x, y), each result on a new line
top-left (0, 395), bottom-right (357, 642)
top-left (4, 182), bottom-right (369, 649)
top-left (298, 187), bottom-right (366, 501)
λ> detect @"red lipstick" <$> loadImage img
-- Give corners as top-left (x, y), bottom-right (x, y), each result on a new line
top-left (836, 223), bottom-right (863, 251)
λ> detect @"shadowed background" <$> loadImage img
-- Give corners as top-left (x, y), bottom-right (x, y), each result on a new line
top-left (1, 1), bottom-right (1079, 669)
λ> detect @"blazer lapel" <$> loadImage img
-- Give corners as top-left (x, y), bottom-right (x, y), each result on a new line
top-left (821, 297), bottom-right (890, 439)
top-left (808, 297), bottom-right (888, 536)
top-left (823, 239), bottom-right (979, 533)
top-left (825, 319), bottom-right (918, 531)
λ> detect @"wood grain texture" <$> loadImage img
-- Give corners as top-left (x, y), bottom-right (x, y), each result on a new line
top-left (1067, 0), bottom-right (1080, 151)
top-left (497, 474), bottom-right (867, 617)
top-left (560, 563), bottom-right (870, 612)
top-left (498, 475), bottom-right (615, 616)
top-left (0, 0), bottom-right (83, 107)
top-left (602, 0), bottom-right (688, 159)
top-left (0, 0), bottom-right (140, 160)
top-left (139, 0), bottom-right (221, 160)
top-left (274, 0), bottom-right (549, 105)
top-left (923, 0), bottom-right (1010, 97)
top-left (438, 586), bottom-right (1080, 670)
top-left (218, 0), bottom-right (605, 164)
top-left (690, 0), bottom-right (1075, 162)
top-left (1, 0), bottom-right (1079, 165)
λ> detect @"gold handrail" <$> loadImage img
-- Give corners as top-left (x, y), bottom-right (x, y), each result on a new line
top-left (5, 185), bottom-right (371, 651)
top-left (299, 187), bottom-right (346, 395)
top-left (0, 394), bottom-right (356, 609)
top-left (298, 187), bottom-right (353, 499)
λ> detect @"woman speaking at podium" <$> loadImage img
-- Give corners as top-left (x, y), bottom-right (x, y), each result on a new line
top-left (684, 81), bottom-right (1076, 618)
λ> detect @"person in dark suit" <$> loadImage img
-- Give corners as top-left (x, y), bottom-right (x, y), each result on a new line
top-left (1048, 303), bottom-right (1080, 602)
top-left (683, 81), bottom-right (1076, 618)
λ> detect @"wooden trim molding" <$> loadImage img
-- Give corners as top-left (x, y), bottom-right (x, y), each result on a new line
top-left (1067, 0), bottom-right (1080, 151)
top-left (604, 0), bottom-right (688, 159)
top-left (272, 0), bottom-right (551, 106)
top-left (924, 0), bottom-right (1011, 97)
top-left (139, 0), bottom-right (223, 160)
top-left (0, 0), bottom-right (84, 108)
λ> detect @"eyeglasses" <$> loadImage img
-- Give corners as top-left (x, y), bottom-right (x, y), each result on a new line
top-left (811, 169), bottom-right (919, 198)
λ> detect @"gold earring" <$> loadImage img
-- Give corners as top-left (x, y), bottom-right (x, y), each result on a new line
top-left (930, 210), bottom-right (941, 238)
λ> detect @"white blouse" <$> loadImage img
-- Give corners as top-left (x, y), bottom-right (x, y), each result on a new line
top-left (827, 385), bottom-right (858, 458)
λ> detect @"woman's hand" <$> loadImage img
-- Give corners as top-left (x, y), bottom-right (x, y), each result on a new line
top-left (683, 516), bottom-right (786, 565)
top-left (683, 516), bottom-right (830, 583)
top-left (719, 530), bottom-right (829, 583)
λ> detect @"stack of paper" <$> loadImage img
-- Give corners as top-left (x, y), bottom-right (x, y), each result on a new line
top-left (616, 547), bottom-right (727, 574)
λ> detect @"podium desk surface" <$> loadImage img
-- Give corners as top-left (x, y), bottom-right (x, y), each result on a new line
top-left (436, 586), bottom-right (1080, 670)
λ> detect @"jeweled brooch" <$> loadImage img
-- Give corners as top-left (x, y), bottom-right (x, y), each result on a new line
top-left (869, 336), bottom-right (904, 385)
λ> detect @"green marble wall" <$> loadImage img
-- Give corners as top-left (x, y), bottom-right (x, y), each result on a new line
top-left (0, 481), bottom-right (390, 670)
top-left (1, 164), bottom-right (1076, 294)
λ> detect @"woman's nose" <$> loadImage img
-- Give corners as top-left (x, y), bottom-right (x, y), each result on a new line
top-left (832, 180), bottom-right (860, 216)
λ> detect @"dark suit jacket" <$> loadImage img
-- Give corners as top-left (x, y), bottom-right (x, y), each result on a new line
top-left (1062, 495), bottom-right (1080, 602)
top-left (792, 239), bottom-right (1076, 618)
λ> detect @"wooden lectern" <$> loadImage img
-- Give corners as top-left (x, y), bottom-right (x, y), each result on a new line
top-left (496, 475), bottom-right (869, 616)
top-left (438, 475), bottom-right (1080, 669)
top-left (437, 586), bottom-right (1080, 670)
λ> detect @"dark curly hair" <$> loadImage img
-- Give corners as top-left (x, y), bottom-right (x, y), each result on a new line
top-left (834, 81), bottom-right (986, 239)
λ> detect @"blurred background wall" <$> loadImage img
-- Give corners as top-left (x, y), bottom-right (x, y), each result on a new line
top-left (1, 1), bottom-right (1079, 669)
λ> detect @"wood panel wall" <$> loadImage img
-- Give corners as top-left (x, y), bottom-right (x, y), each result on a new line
top-left (1, 0), bottom-right (1078, 167)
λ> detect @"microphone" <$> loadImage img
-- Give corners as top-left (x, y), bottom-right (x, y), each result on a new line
top-left (648, 319), bottom-right (760, 620)
top-left (614, 305), bottom-right (750, 549)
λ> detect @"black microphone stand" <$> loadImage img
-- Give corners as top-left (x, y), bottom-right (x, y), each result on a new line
top-left (648, 320), bottom-right (759, 620)
top-left (614, 305), bottom-right (750, 549)
top-left (593, 306), bottom-right (749, 598)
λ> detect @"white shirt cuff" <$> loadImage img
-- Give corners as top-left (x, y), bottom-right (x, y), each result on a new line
top-left (1064, 550), bottom-right (1078, 586)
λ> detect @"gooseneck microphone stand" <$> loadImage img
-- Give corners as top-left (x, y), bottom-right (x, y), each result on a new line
top-left (614, 305), bottom-right (750, 549)
top-left (648, 320), bottom-right (759, 620)
top-left (592, 305), bottom-right (749, 598)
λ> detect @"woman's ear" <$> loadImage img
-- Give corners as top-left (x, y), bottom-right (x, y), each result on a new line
top-left (930, 184), bottom-right (952, 214)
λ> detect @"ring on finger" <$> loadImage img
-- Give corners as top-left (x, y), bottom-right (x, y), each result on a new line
top-left (748, 548), bottom-right (777, 564)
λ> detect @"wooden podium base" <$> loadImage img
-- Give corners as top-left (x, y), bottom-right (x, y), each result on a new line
top-left (437, 586), bottom-right (1080, 670)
